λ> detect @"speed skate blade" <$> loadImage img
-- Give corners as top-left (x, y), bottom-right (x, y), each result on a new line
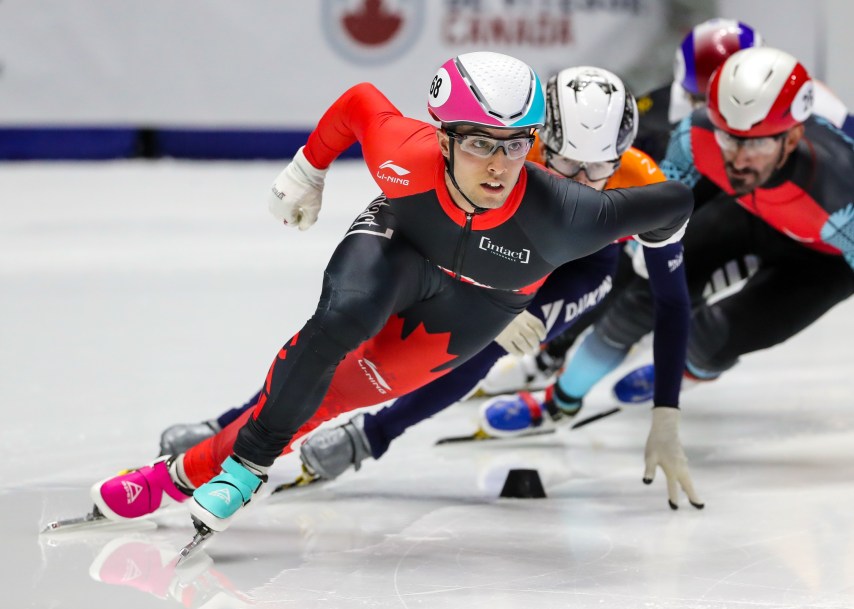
top-left (40, 505), bottom-right (154, 535)
top-left (177, 518), bottom-right (215, 565)
top-left (569, 406), bottom-right (622, 429)
top-left (435, 427), bottom-right (555, 445)
top-left (270, 466), bottom-right (322, 495)
top-left (42, 509), bottom-right (109, 534)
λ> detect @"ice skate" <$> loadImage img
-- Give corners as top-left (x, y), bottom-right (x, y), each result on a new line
top-left (436, 388), bottom-right (583, 445)
top-left (479, 388), bottom-right (580, 438)
top-left (438, 391), bottom-right (557, 444)
top-left (186, 456), bottom-right (266, 534)
top-left (477, 351), bottom-right (564, 396)
top-left (159, 419), bottom-right (220, 456)
top-left (613, 364), bottom-right (708, 404)
top-left (44, 457), bottom-right (191, 534)
top-left (90, 455), bottom-right (192, 522)
top-left (299, 413), bottom-right (373, 481)
top-left (613, 363), bottom-right (656, 403)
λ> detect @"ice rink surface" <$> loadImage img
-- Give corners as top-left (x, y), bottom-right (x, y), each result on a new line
top-left (2, 160), bottom-right (853, 608)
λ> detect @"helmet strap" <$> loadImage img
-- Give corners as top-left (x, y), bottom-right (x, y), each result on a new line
top-left (445, 140), bottom-right (489, 215)
top-left (772, 129), bottom-right (797, 173)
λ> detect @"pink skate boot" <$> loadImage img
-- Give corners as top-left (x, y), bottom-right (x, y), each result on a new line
top-left (91, 456), bottom-right (191, 521)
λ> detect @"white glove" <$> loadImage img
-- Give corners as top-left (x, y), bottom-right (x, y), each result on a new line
top-left (643, 407), bottom-right (704, 510)
top-left (494, 310), bottom-right (546, 357)
top-left (268, 146), bottom-right (329, 230)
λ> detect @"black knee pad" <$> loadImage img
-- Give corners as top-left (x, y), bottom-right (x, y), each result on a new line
top-left (595, 281), bottom-right (655, 349)
top-left (687, 305), bottom-right (738, 374)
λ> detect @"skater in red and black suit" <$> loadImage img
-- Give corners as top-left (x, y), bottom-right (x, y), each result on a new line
top-left (593, 47), bottom-right (854, 397)
top-left (89, 52), bottom-right (692, 536)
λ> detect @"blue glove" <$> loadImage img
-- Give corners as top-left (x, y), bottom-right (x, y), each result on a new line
top-left (821, 203), bottom-right (854, 270)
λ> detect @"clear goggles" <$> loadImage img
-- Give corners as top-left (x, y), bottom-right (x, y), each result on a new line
top-left (714, 129), bottom-right (785, 156)
top-left (447, 131), bottom-right (534, 160)
top-left (544, 148), bottom-right (620, 181)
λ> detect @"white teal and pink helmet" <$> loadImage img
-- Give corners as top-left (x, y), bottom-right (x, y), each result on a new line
top-left (427, 52), bottom-right (546, 130)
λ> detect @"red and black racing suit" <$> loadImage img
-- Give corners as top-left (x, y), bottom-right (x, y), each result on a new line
top-left (595, 111), bottom-right (854, 377)
top-left (182, 83), bottom-right (692, 484)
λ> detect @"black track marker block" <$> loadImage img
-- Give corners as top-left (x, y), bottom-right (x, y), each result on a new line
top-left (499, 468), bottom-right (547, 499)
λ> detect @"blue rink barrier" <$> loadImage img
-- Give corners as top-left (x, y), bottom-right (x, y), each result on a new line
top-left (0, 128), bottom-right (138, 160)
top-left (0, 127), bottom-right (363, 161)
top-left (153, 129), bottom-right (363, 160)
top-left (3, 114), bottom-right (852, 161)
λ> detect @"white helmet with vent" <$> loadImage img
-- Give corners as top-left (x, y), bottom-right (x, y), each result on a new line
top-left (541, 66), bottom-right (638, 162)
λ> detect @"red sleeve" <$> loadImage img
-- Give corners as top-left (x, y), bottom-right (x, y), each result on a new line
top-left (304, 83), bottom-right (441, 197)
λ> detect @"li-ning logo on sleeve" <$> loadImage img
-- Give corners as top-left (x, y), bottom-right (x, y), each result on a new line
top-left (376, 160), bottom-right (411, 185)
top-left (346, 195), bottom-right (394, 239)
top-left (479, 236), bottom-right (530, 263)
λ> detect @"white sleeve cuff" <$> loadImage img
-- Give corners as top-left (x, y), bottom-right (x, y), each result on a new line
top-left (634, 220), bottom-right (688, 248)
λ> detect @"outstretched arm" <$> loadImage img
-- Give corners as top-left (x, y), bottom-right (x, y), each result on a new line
top-left (584, 180), bottom-right (694, 252)
top-left (643, 242), bottom-right (689, 408)
top-left (640, 241), bottom-right (703, 510)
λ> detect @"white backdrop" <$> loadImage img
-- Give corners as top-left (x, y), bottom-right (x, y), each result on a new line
top-left (0, 0), bottom-right (667, 127)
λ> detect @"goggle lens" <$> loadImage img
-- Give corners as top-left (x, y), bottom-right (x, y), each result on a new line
top-left (449, 132), bottom-right (534, 160)
top-left (714, 129), bottom-right (784, 156)
top-left (545, 150), bottom-right (619, 181)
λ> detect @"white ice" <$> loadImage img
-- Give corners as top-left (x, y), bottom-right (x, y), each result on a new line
top-left (2, 160), bottom-right (853, 608)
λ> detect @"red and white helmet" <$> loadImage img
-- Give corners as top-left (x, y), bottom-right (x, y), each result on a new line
top-left (707, 47), bottom-right (814, 137)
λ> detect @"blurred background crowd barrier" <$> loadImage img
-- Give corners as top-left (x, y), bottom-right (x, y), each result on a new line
top-left (0, 0), bottom-right (847, 160)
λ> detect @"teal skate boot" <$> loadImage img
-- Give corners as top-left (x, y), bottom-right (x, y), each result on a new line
top-left (187, 456), bottom-right (266, 533)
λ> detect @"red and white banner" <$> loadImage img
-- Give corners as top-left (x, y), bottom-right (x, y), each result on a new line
top-left (0, 0), bottom-right (670, 127)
